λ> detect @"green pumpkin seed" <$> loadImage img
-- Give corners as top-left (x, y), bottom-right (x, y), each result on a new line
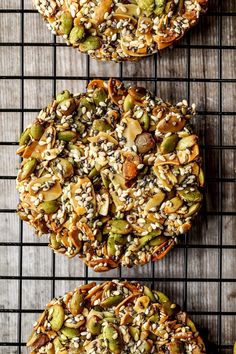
top-left (101, 295), bottom-right (123, 308)
top-left (138, 231), bottom-right (162, 249)
top-left (79, 35), bottom-right (101, 52)
top-left (87, 315), bottom-right (102, 335)
top-left (149, 235), bottom-right (167, 247)
top-left (92, 119), bottom-right (111, 132)
top-left (164, 196), bottom-right (183, 213)
top-left (107, 235), bottom-right (116, 257)
top-left (160, 135), bottom-right (178, 154)
top-left (49, 304), bottom-right (64, 331)
top-left (137, 0), bottom-right (155, 16)
top-left (234, 342), bottom-right (236, 354)
top-left (57, 131), bottom-right (77, 142)
top-left (88, 167), bottom-right (99, 178)
top-left (19, 128), bottom-right (30, 146)
top-left (70, 291), bottom-right (84, 316)
top-left (50, 233), bottom-right (61, 250)
top-left (129, 326), bottom-right (140, 341)
top-left (57, 98), bottom-right (76, 116)
top-left (20, 158), bottom-right (37, 180)
top-left (56, 90), bottom-right (71, 104)
top-left (103, 324), bottom-right (122, 353)
top-left (140, 112), bottom-right (150, 131)
top-left (176, 134), bottom-right (198, 151)
top-left (60, 326), bottom-right (79, 339)
top-left (93, 88), bottom-right (108, 105)
top-left (185, 202), bottom-right (201, 217)
top-left (149, 313), bottom-right (159, 322)
top-left (30, 123), bottom-right (44, 140)
top-left (178, 187), bottom-right (203, 203)
top-left (53, 337), bottom-right (63, 350)
top-left (110, 220), bottom-right (132, 235)
top-left (123, 94), bottom-right (135, 112)
top-left (139, 340), bottom-right (153, 353)
top-left (143, 286), bottom-right (156, 302)
top-left (40, 200), bottom-right (59, 214)
top-left (154, 0), bottom-right (166, 15)
top-left (69, 25), bottom-right (85, 45)
top-left (59, 12), bottom-right (73, 35)
top-left (75, 121), bottom-right (85, 134)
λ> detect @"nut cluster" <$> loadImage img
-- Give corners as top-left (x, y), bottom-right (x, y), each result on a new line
top-left (27, 280), bottom-right (206, 354)
top-left (16, 79), bottom-right (204, 271)
top-left (33, 0), bottom-right (208, 62)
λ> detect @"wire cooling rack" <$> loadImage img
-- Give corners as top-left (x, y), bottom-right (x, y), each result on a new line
top-left (0, 0), bottom-right (235, 353)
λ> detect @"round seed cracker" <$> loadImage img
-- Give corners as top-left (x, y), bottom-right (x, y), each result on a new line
top-left (16, 79), bottom-right (204, 271)
top-left (26, 280), bottom-right (206, 353)
top-left (33, 0), bottom-right (208, 62)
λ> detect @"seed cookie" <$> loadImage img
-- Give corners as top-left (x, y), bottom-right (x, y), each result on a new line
top-left (27, 280), bottom-right (206, 354)
top-left (33, 0), bottom-right (208, 62)
top-left (16, 79), bottom-right (204, 271)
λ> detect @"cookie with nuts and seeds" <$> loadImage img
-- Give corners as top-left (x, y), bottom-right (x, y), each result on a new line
top-left (16, 79), bottom-right (204, 272)
top-left (27, 280), bottom-right (206, 353)
top-left (33, 0), bottom-right (208, 62)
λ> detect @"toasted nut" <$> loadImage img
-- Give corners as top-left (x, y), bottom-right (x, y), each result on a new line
top-left (19, 128), bottom-right (31, 146)
top-left (58, 12), bottom-right (73, 35)
top-left (110, 220), bottom-right (132, 235)
top-left (49, 305), bottom-right (64, 331)
top-left (69, 25), bottom-right (85, 45)
top-left (79, 35), bottom-right (101, 52)
top-left (160, 135), bottom-right (178, 154)
top-left (40, 200), bottom-right (59, 214)
top-left (157, 116), bottom-right (186, 133)
top-left (19, 158), bottom-right (37, 181)
top-left (166, 341), bottom-right (184, 353)
top-left (56, 90), bottom-right (71, 104)
top-left (30, 123), bottom-right (44, 140)
top-left (57, 131), bottom-right (77, 142)
top-left (178, 187), bottom-right (203, 203)
top-left (135, 133), bottom-right (155, 153)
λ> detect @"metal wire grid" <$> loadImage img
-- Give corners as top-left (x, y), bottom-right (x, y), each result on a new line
top-left (0, 1), bottom-right (235, 353)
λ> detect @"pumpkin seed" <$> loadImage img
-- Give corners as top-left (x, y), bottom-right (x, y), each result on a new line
top-left (79, 35), bottom-right (101, 52)
top-left (101, 295), bottom-right (123, 308)
top-left (69, 25), bottom-right (85, 45)
top-left (93, 88), bottom-right (108, 105)
top-left (160, 135), bottom-right (178, 154)
top-left (92, 119), bottom-right (111, 132)
top-left (70, 291), bottom-right (84, 316)
top-left (20, 158), bottom-right (37, 181)
top-left (59, 12), bottom-right (73, 35)
top-left (60, 326), bottom-right (79, 339)
top-left (110, 220), bottom-right (132, 235)
top-left (19, 128), bottom-right (30, 146)
top-left (87, 315), bottom-right (102, 335)
top-left (49, 305), bottom-right (64, 331)
top-left (30, 123), bottom-right (44, 140)
top-left (40, 200), bottom-right (59, 214)
top-left (57, 131), bottom-right (77, 142)
top-left (103, 324), bottom-right (122, 353)
top-left (178, 187), bottom-right (203, 203)
top-left (56, 90), bottom-right (71, 104)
